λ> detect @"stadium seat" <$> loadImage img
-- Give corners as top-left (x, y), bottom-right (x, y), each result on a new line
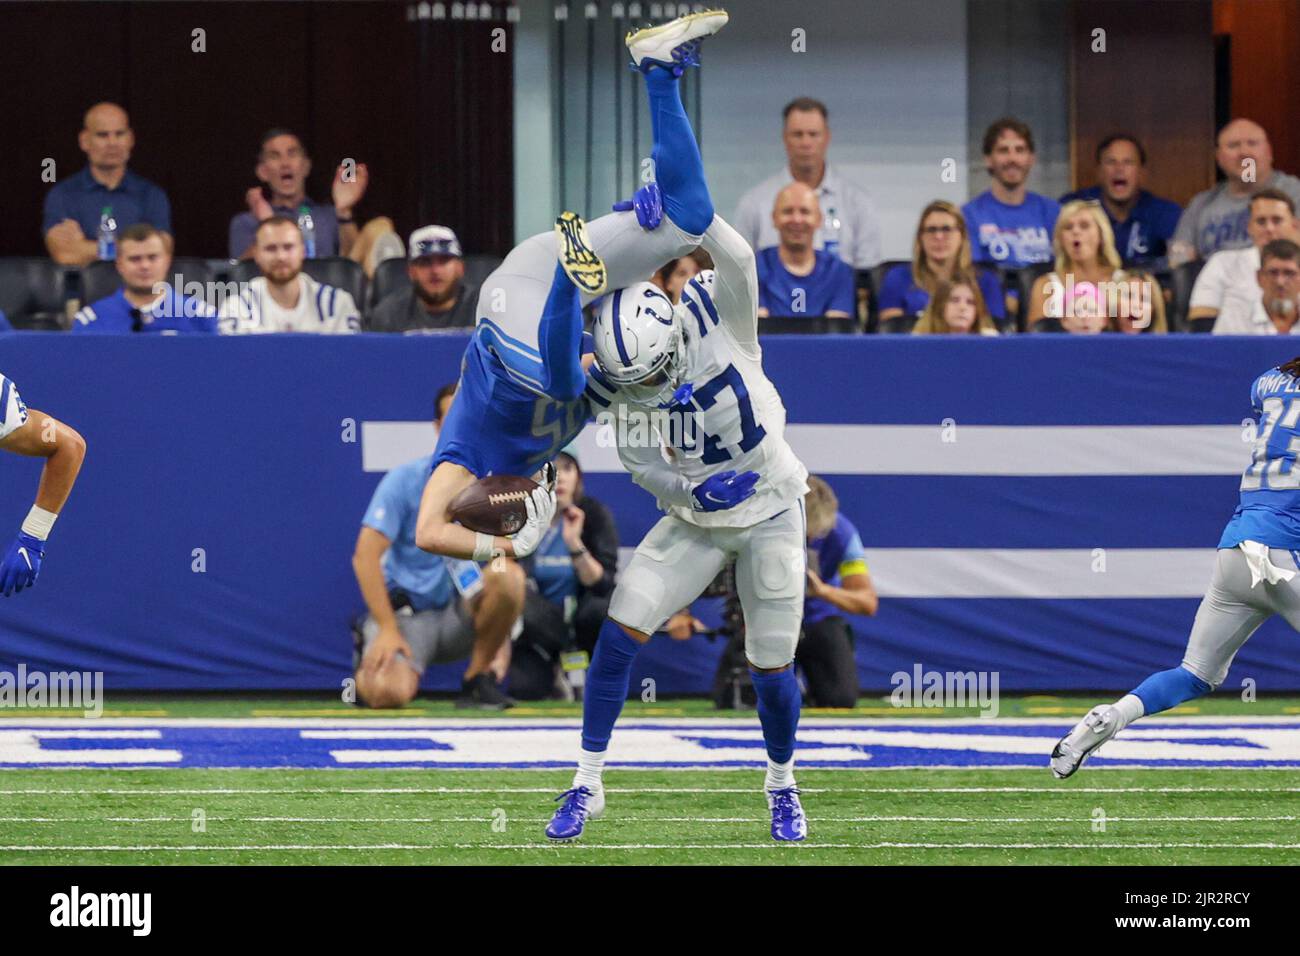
top-left (1014, 263), bottom-right (1055, 332)
top-left (879, 312), bottom-right (918, 335)
top-left (231, 257), bottom-right (366, 310)
top-left (1169, 260), bottom-right (1205, 332)
top-left (0, 257), bottom-right (69, 330)
top-left (858, 265), bottom-right (883, 333)
top-left (758, 315), bottom-right (859, 334)
top-left (370, 257), bottom-right (409, 309)
top-left (463, 254), bottom-right (502, 290)
top-left (81, 258), bottom-right (219, 308)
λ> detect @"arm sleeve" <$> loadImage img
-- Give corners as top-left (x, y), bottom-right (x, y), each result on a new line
top-left (1173, 196), bottom-right (1203, 248)
top-left (328, 289), bottom-right (361, 334)
top-left (1189, 254), bottom-right (1226, 310)
top-left (147, 186), bottom-right (173, 234)
top-left (828, 262), bottom-right (856, 315)
top-left (698, 213), bottom-right (760, 354)
top-left (731, 189), bottom-right (763, 255)
top-left (42, 186), bottom-right (69, 236)
top-left (615, 423), bottom-right (696, 511)
top-left (362, 472), bottom-right (406, 540)
top-left (579, 498), bottom-right (620, 597)
top-left (877, 265), bottom-right (908, 312)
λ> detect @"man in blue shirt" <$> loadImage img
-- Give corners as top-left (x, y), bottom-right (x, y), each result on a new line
top-left (798, 476), bottom-right (877, 708)
top-left (43, 103), bottom-right (172, 267)
top-left (352, 387), bottom-right (526, 709)
top-left (756, 182), bottom-right (856, 319)
top-left (72, 225), bottom-right (216, 334)
top-left (964, 118), bottom-right (1061, 269)
top-left (1060, 134), bottom-right (1182, 269)
top-left (228, 129), bottom-right (368, 260)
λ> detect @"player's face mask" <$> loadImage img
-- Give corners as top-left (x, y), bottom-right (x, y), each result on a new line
top-left (618, 322), bottom-right (687, 407)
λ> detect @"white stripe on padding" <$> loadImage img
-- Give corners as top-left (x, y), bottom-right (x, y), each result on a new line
top-left (361, 422), bottom-right (437, 473)
top-left (364, 421), bottom-right (1254, 477)
top-left (865, 548), bottom-right (1218, 598)
top-left (618, 547), bottom-right (1221, 598)
top-left (785, 424), bottom-right (1252, 476)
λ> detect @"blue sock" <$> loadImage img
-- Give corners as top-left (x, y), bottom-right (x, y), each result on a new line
top-left (581, 619), bottom-right (642, 753)
top-left (1130, 666), bottom-right (1212, 716)
top-left (536, 262), bottom-right (585, 401)
top-left (750, 668), bottom-right (801, 765)
top-left (643, 68), bottom-right (714, 235)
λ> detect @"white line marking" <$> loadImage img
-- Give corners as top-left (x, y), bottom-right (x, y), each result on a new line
top-left (2, 815), bottom-right (1296, 825)
top-left (2, 785), bottom-right (1300, 796)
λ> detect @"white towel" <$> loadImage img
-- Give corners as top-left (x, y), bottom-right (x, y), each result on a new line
top-left (1238, 540), bottom-right (1297, 588)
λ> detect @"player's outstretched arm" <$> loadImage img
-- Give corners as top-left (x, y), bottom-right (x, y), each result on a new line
top-left (698, 214), bottom-right (761, 351)
top-left (415, 460), bottom-right (554, 560)
top-left (0, 408), bottom-right (86, 596)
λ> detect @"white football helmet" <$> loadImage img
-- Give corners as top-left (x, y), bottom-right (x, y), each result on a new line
top-left (592, 282), bottom-right (687, 405)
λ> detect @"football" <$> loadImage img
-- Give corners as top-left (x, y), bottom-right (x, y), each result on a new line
top-left (448, 475), bottom-right (539, 536)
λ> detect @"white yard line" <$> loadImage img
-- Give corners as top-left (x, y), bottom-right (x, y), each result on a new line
top-left (1, 814), bottom-right (1297, 824)
top-left (7, 842), bottom-right (1298, 852)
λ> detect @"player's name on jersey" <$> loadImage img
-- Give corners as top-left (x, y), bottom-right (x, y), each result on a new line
top-left (594, 407), bottom-right (701, 451)
top-left (1254, 370), bottom-right (1300, 396)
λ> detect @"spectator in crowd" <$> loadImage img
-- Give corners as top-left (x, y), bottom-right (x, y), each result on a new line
top-left (219, 217), bottom-right (360, 334)
top-left (879, 200), bottom-right (1005, 329)
top-left (43, 103), bottom-right (172, 267)
top-left (1170, 119), bottom-right (1300, 266)
top-left (352, 385), bottom-right (525, 709)
top-left (732, 97), bottom-right (881, 269)
top-left (1028, 200), bottom-right (1165, 334)
top-left (1191, 189), bottom-right (1299, 332)
top-left (964, 118), bottom-right (1060, 269)
top-left (1212, 239), bottom-right (1300, 336)
top-left (755, 183), bottom-right (855, 319)
top-left (367, 226), bottom-right (478, 332)
top-left (650, 248), bottom-right (713, 303)
top-left (71, 224), bottom-right (216, 334)
top-left (799, 475), bottom-right (877, 708)
top-left (911, 275), bottom-right (999, 336)
top-left (508, 446), bottom-right (619, 700)
top-left (1059, 133), bottom-right (1182, 268)
top-left (228, 128), bottom-right (373, 262)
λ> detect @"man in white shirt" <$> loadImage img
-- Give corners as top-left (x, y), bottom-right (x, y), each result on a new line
top-left (219, 217), bottom-right (360, 334)
top-left (1193, 189), bottom-right (1298, 333)
top-left (1212, 239), bottom-right (1300, 336)
top-left (731, 97), bottom-right (881, 269)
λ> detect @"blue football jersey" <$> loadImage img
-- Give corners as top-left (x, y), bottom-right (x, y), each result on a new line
top-left (433, 336), bottom-right (593, 479)
top-left (1219, 366), bottom-right (1300, 550)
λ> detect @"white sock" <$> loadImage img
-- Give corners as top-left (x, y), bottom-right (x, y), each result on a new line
top-left (765, 757), bottom-right (795, 792)
top-left (573, 748), bottom-right (605, 792)
top-left (1111, 694), bottom-right (1145, 731)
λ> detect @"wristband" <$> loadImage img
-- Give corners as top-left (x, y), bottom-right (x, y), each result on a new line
top-left (472, 532), bottom-right (495, 562)
top-left (21, 505), bottom-right (57, 541)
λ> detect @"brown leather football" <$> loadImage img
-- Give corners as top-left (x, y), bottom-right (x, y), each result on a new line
top-left (448, 475), bottom-right (539, 536)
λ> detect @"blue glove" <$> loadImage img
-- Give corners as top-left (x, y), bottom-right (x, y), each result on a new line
top-left (612, 182), bottom-right (664, 231)
top-left (0, 532), bottom-right (44, 596)
top-left (692, 470), bottom-right (760, 513)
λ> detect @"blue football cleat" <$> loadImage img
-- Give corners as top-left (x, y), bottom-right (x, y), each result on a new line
top-left (545, 785), bottom-right (605, 841)
top-left (767, 786), bottom-right (807, 842)
top-left (626, 9), bottom-right (728, 76)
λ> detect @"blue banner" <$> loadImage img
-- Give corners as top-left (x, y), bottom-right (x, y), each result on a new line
top-left (3, 333), bottom-right (1300, 692)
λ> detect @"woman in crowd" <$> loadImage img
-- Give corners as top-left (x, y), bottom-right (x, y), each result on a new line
top-left (508, 446), bottom-right (619, 700)
top-left (1027, 199), bottom-right (1166, 334)
top-left (879, 200), bottom-right (1006, 330)
top-left (912, 273), bottom-right (1000, 336)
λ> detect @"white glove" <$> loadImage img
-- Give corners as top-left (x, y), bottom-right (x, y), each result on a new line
top-left (511, 485), bottom-right (557, 557)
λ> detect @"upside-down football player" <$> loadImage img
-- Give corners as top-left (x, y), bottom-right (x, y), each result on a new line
top-left (0, 371), bottom-right (86, 596)
top-left (413, 11), bottom-right (733, 561)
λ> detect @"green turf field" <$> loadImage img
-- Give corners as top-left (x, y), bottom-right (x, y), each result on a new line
top-left (1, 767), bottom-right (1298, 866)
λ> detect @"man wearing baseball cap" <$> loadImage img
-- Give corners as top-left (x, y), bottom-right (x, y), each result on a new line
top-left (366, 225), bottom-right (478, 332)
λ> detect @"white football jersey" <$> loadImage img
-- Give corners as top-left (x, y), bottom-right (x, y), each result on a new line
top-left (586, 215), bottom-right (809, 529)
top-left (0, 372), bottom-right (29, 441)
top-left (219, 274), bottom-right (359, 334)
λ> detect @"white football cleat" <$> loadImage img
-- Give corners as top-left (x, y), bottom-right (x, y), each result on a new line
top-left (626, 9), bottom-right (728, 74)
top-left (1051, 704), bottom-right (1121, 779)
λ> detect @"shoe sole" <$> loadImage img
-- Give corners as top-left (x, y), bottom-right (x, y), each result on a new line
top-left (626, 10), bottom-right (729, 56)
top-left (555, 212), bottom-right (607, 296)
